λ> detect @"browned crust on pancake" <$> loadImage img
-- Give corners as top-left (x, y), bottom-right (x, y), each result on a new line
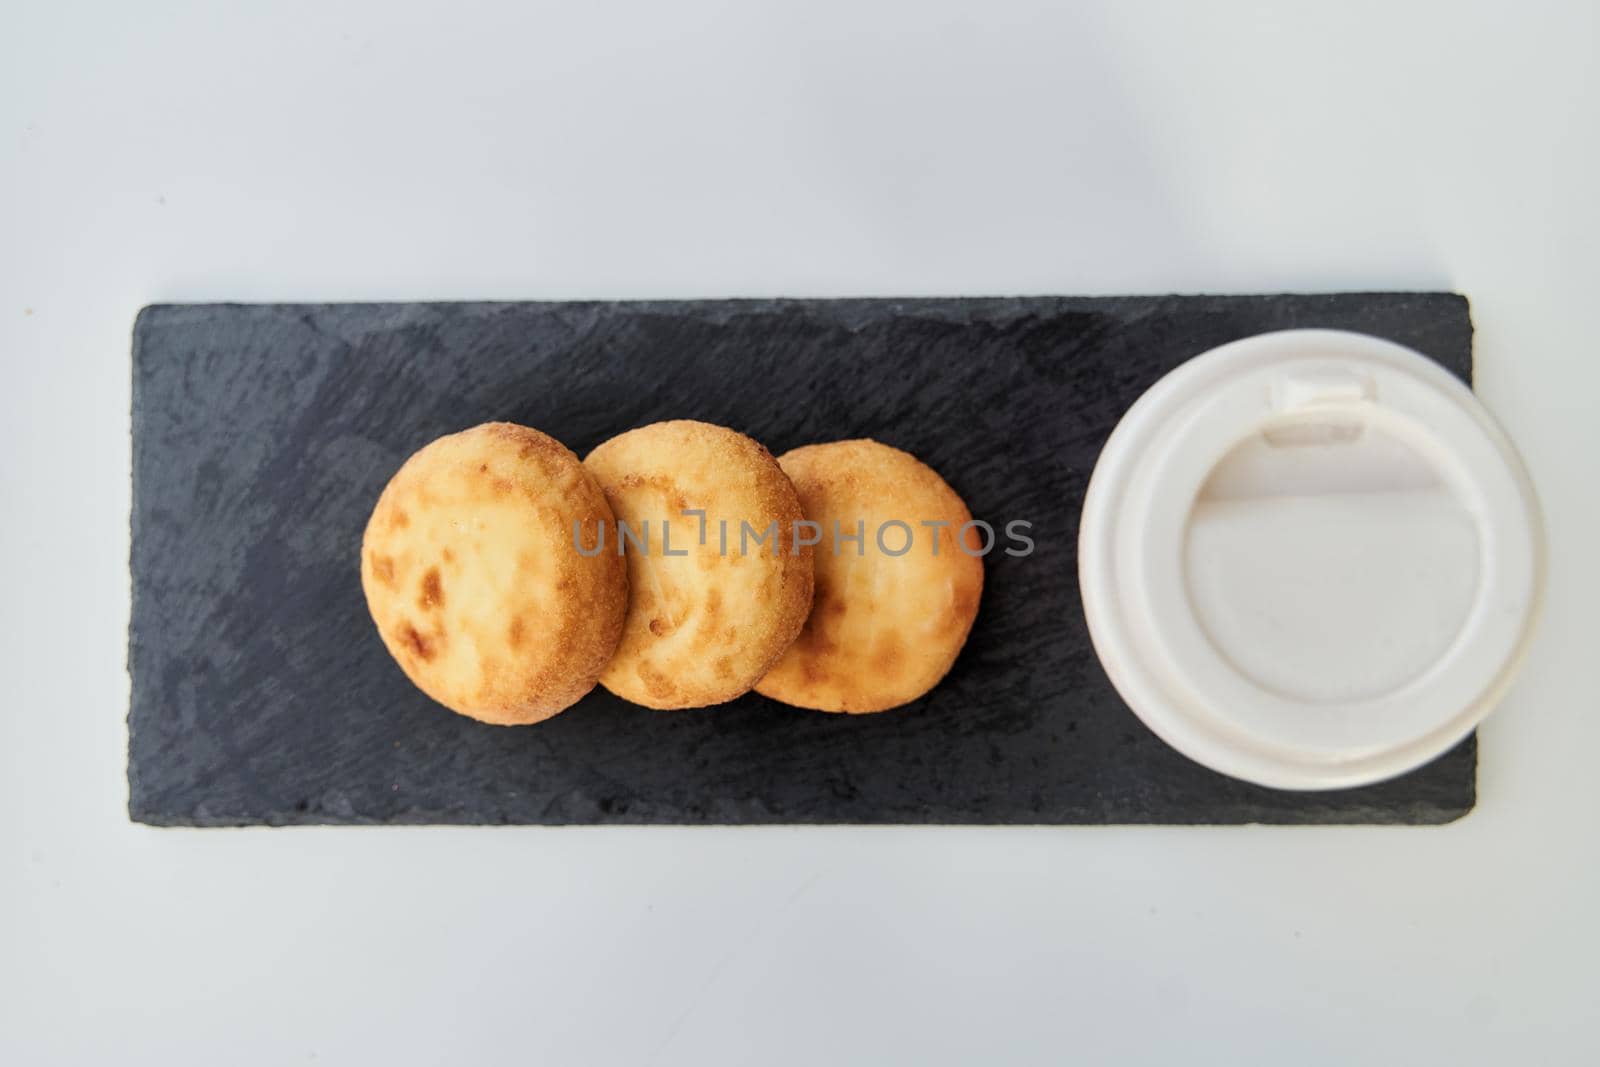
top-left (360, 422), bottom-right (627, 724)
top-left (754, 439), bottom-right (984, 713)
top-left (584, 420), bottom-right (814, 708)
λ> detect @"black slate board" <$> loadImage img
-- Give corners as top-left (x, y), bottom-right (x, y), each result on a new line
top-left (129, 294), bottom-right (1477, 826)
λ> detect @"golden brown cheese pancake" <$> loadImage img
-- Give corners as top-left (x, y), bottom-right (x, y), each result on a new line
top-left (755, 439), bottom-right (983, 713)
top-left (360, 422), bottom-right (626, 725)
top-left (584, 420), bottom-right (813, 709)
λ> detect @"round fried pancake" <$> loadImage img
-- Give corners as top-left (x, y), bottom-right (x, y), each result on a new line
top-left (583, 420), bottom-right (813, 709)
top-left (755, 440), bottom-right (984, 713)
top-left (360, 422), bottom-right (627, 725)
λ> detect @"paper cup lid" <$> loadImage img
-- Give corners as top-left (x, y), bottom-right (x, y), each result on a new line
top-left (1078, 329), bottom-right (1545, 790)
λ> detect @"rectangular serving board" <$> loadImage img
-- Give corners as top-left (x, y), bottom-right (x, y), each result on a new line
top-left (129, 293), bottom-right (1476, 826)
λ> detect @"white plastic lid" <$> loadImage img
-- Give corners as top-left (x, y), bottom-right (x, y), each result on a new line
top-left (1078, 329), bottom-right (1545, 790)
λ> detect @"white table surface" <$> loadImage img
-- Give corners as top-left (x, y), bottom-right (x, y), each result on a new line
top-left (4, 2), bottom-right (1598, 1063)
